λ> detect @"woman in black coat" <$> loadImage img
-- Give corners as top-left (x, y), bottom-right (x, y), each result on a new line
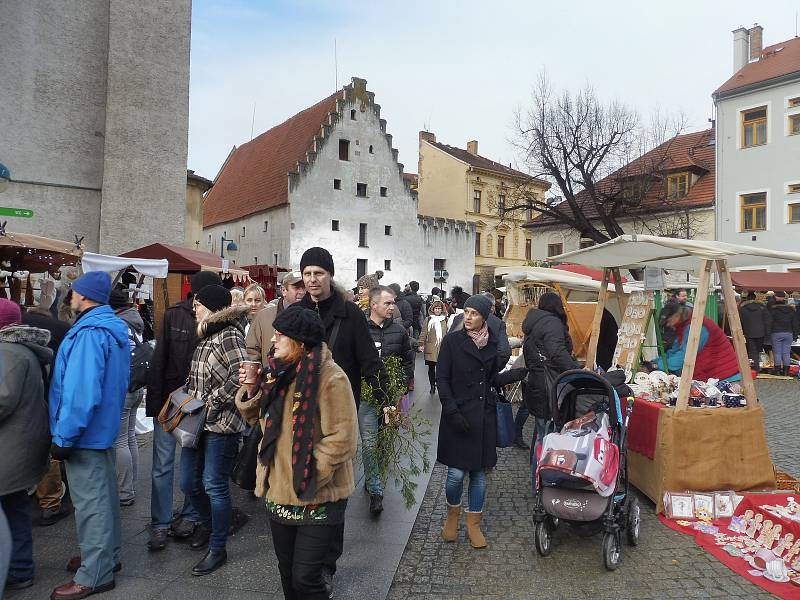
top-left (436, 294), bottom-right (502, 550)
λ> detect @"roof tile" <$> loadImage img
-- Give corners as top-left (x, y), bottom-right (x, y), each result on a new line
top-left (715, 36), bottom-right (800, 96)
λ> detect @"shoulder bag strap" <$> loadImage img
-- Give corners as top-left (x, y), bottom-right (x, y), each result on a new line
top-left (328, 317), bottom-right (342, 350)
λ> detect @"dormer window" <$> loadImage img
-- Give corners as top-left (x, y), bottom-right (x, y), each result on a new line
top-left (666, 172), bottom-right (689, 199)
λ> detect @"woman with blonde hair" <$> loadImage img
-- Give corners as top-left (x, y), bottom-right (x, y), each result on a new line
top-left (418, 299), bottom-right (449, 394)
top-left (242, 284), bottom-right (266, 329)
top-left (237, 305), bottom-right (358, 599)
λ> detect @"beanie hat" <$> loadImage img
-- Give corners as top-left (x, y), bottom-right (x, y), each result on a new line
top-left (409, 281), bottom-right (419, 292)
top-left (190, 270), bottom-right (223, 295)
top-left (72, 271), bottom-right (112, 304)
top-left (194, 284), bottom-right (231, 312)
top-left (0, 298), bottom-right (22, 329)
top-left (300, 247), bottom-right (335, 277)
top-left (775, 290), bottom-right (787, 299)
top-left (273, 304), bottom-right (326, 347)
top-left (109, 288), bottom-right (130, 310)
top-left (464, 294), bottom-right (492, 320)
top-left (357, 270), bottom-right (383, 290)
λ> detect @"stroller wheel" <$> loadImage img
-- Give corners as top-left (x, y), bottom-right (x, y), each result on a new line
top-left (626, 498), bottom-right (640, 546)
top-left (534, 521), bottom-right (552, 557)
top-left (602, 532), bottom-right (622, 571)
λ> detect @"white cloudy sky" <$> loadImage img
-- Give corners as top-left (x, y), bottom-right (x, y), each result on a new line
top-left (187, 0), bottom-right (799, 180)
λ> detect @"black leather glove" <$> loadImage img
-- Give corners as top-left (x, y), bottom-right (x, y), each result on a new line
top-left (50, 444), bottom-right (75, 461)
top-left (446, 410), bottom-right (470, 433)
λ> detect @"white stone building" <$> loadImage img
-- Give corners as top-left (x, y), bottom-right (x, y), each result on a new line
top-left (203, 77), bottom-right (475, 292)
top-left (713, 25), bottom-right (800, 270)
top-left (0, 0), bottom-right (191, 255)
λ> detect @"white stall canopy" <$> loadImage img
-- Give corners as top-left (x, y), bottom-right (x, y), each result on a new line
top-left (81, 252), bottom-right (169, 279)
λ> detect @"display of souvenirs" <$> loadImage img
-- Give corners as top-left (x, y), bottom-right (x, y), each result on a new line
top-left (715, 492), bottom-right (735, 518)
top-left (631, 374), bottom-right (747, 408)
top-left (664, 490), bottom-right (740, 520)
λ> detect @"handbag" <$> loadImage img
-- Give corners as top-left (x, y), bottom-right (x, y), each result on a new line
top-left (495, 388), bottom-right (515, 448)
top-left (157, 386), bottom-right (207, 449)
top-left (231, 423), bottom-right (262, 491)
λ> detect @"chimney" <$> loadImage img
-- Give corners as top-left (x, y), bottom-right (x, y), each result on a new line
top-left (733, 27), bottom-right (749, 73)
top-left (419, 131), bottom-right (436, 144)
top-left (467, 140), bottom-right (478, 155)
top-left (749, 24), bottom-right (763, 61)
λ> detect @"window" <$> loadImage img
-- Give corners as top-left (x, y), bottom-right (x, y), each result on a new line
top-left (339, 139), bottom-right (350, 160)
top-left (369, 145), bottom-right (374, 154)
top-left (789, 183), bottom-right (800, 194)
top-left (497, 235), bottom-right (505, 258)
top-left (241, 226), bottom-right (246, 238)
top-left (579, 238), bottom-right (595, 249)
top-left (790, 114), bottom-right (800, 136)
top-left (473, 190), bottom-right (482, 213)
top-left (333, 179), bottom-right (341, 190)
top-left (741, 107), bottom-right (767, 147)
top-left (208, 234), bottom-right (211, 244)
top-left (384, 225), bottom-right (391, 236)
top-left (789, 204), bottom-right (800, 224)
top-left (667, 173), bottom-right (689, 199)
top-left (359, 223), bottom-right (368, 247)
top-left (621, 181), bottom-right (642, 198)
top-left (740, 192), bottom-right (767, 231)
top-left (356, 182), bottom-right (367, 197)
top-left (380, 186), bottom-right (387, 197)
top-left (547, 243), bottom-right (564, 257)
top-left (263, 220), bottom-right (269, 232)
top-left (498, 194), bottom-right (506, 215)
top-left (789, 97), bottom-right (800, 108)
top-left (356, 259), bottom-right (367, 279)
top-left (384, 260), bottom-right (391, 271)
top-left (331, 220), bottom-right (339, 231)
top-left (475, 232), bottom-right (481, 256)
top-left (434, 258), bottom-right (446, 271)
top-left (350, 109), bottom-right (356, 120)
top-left (254, 257), bottom-right (258, 264)
top-left (273, 253), bottom-right (279, 264)
top-left (525, 238), bottom-right (532, 260)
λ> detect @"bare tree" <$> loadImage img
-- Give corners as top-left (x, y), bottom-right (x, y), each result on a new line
top-left (503, 74), bottom-right (687, 244)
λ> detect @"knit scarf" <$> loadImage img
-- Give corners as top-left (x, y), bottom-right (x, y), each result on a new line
top-left (467, 322), bottom-right (489, 349)
top-left (427, 314), bottom-right (447, 344)
top-left (258, 345), bottom-right (323, 501)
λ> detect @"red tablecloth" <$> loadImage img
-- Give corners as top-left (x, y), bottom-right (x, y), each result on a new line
top-left (627, 398), bottom-right (665, 459)
top-left (659, 492), bottom-right (800, 598)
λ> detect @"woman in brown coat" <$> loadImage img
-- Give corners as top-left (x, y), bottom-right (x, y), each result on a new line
top-left (236, 305), bottom-right (357, 600)
top-left (418, 300), bottom-right (449, 394)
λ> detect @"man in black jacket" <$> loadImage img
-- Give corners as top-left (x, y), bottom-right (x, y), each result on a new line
top-left (297, 247), bottom-right (387, 592)
top-left (739, 292), bottom-right (770, 372)
top-left (363, 286), bottom-right (414, 515)
top-left (145, 271), bottom-right (220, 551)
top-left (768, 291), bottom-right (798, 375)
top-left (404, 281), bottom-right (424, 337)
top-left (388, 283), bottom-right (413, 332)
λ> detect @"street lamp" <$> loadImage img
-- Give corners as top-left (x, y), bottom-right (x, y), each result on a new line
top-left (0, 163), bottom-right (10, 193)
top-left (220, 235), bottom-right (238, 259)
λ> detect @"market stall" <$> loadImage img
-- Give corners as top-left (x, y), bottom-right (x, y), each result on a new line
top-left (550, 234), bottom-right (800, 511)
top-left (120, 243), bottom-right (250, 336)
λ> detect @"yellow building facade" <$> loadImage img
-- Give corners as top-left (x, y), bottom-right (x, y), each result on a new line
top-left (416, 131), bottom-right (549, 291)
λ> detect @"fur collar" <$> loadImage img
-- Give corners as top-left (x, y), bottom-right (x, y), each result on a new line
top-left (0, 325), bottom-right (51, 347)
top-left (197, 305), bottom-right (249, 339)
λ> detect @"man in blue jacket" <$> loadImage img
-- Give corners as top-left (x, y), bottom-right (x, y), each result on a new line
top-left (49, 271), bottom-right (130, 600)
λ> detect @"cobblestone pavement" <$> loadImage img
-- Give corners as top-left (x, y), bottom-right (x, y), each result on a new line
top-left (386, 380), bottom-right (797, 600)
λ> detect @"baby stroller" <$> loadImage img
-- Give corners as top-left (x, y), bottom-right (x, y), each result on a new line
top-left (532, 369), bottom-right (638, 570)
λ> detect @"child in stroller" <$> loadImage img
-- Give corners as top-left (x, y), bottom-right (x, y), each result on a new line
top-left (532, 369), bottom-right (639, 571)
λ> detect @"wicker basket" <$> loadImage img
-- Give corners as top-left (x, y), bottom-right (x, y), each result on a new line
top-left (775, 469), bottom-right (800, 494)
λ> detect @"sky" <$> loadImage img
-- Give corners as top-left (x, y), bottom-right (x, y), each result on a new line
top-left (187, 0), bottom-right (799, 180)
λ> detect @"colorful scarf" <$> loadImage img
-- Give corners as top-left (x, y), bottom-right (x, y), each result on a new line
top-left (467, 322), bottom-right (489, 349)
top-left (258, 344), bottom-right (323, 501)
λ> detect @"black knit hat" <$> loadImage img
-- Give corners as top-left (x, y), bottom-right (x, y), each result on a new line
top-left (273, 304), bottom-right (326, 347)
top-left (194, 284), bottom-right (231, 312)
top-left (109, 288), bottom-right (130, 310)
top-left (464, 294), bottom-right (492, 320)
top-left (300, 247), bottom-right (334, 276)
top-left (190, 270), bottom-right (223, 295)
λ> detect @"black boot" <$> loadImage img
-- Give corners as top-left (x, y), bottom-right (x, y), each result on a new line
top-left (189, 525), bottom-right (211, 550)
top-left (369, 494), bottom-right (384, 515)
top-left (429, 383), bottom-right (436, 394)
top-left (191, 549), bottom-right (227, 576)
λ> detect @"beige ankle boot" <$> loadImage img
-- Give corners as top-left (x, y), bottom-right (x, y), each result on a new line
top-left (464, 511), bottom-right (487, 549)
top-left (441, 504), bottom-right (461, 542)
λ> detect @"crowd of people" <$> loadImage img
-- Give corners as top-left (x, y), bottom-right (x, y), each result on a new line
top-left (0, 244), bottom-right (586, 600)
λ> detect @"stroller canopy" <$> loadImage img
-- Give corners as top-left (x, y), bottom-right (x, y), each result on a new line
top-left (552, 370), bottom-right (623, 430)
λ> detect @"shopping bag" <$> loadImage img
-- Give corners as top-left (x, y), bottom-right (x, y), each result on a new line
top-left (495, 398), bottom-right (515, 448)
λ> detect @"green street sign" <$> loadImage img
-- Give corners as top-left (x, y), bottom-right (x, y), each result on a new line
top-left (0, 207), bottom-right (33, 218)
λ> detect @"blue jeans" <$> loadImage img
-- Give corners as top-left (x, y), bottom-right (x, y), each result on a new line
top-left (358, 403), bottom-right (384, 496)
top-left (150, 423), bottom-right (198, 530)
top-left (771, 331), bottom-right (794, 368)
top-left (445, 468), bottom-right (487, 512)
top-left (180, 431), bottom-right (240, 551)
top-left (1, 490), bottom-right (34, 583)
top-left (64, 449), bottom-right (121, 588)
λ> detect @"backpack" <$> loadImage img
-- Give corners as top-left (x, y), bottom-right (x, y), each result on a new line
top-left (128, 327), bottom-right (154, 393)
